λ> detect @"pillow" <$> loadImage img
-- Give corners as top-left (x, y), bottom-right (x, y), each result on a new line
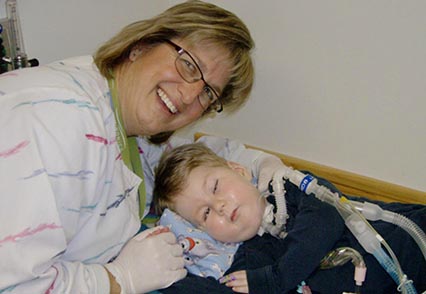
top-left (159, 209), bottom-right (240, 279)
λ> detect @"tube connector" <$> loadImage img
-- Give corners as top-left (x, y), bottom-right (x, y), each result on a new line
top-left (281, 169), bottom-right (339, 206)
top-left (345, 213), bottom-right (381, 254)
top-left (350, 200), bottom-right (389, 221)
top-left (354, 265), bottom-right (367, 286)
top-left (320, 247), bottom-right (366, 288)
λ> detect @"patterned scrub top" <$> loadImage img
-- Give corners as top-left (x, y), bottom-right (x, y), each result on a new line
top-left (0, 56), bottom-right (266, 294)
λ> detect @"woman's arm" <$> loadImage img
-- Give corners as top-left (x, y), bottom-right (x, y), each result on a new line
top-left (0, 83), bottom-right (126, 293)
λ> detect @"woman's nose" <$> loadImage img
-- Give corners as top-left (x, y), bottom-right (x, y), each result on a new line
top-left (179, 80), bottom-right (205, 105)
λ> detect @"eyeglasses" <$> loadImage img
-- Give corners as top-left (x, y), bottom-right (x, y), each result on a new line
top-left (165, 40), bottom-right (223, 113)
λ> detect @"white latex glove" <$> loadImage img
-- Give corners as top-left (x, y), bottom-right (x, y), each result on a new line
top-left (105, 226), bottom-right (187, 294)
top-left (255, 153), bottom-right (286, 195)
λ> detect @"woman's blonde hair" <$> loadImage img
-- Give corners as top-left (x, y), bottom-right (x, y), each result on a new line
top-left (94, 0), bottom-right (254, 143)
top-left (153, 143), bottom-right (228, 214)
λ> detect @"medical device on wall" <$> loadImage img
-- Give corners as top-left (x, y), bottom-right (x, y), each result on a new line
top-left (271, 166), bottom-right (426, 294)
top-left (0, 0), bottom-right (38, 73)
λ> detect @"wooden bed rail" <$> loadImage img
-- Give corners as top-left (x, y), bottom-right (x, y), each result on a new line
top-left (194, 133), bottom-right (426, 204)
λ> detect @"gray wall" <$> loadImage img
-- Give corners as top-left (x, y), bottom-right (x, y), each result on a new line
top-left (3, 0), bottom-right (425, 191)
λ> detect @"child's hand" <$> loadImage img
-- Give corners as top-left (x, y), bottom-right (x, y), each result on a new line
top-left (219, 270), bottom-right (248, 293)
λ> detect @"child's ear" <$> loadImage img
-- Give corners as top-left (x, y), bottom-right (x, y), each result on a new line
top-left (227, 161), bottom-right (252, 180)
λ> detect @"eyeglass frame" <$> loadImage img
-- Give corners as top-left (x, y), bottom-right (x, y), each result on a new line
top-left (164, 39), bottom-right (223, 113)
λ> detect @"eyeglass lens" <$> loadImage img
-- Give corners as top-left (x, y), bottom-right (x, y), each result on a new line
top-left (166, 40), bottom-right (223, 112)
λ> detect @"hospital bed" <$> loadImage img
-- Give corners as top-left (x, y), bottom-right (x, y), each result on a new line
top-left (195, 132), bottom-right (425, 204)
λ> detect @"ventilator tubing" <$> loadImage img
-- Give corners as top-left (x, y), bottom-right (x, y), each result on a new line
top-left (278, 166), bottom-right (424, 294)
top-left (343, 210), bottom-right (417, 294)
top-left (270, 170), bottom-right (291, 236)
top-left (349, 200), bottom-right (426, 262)
top-left (373, 248), bottom-right (418, 294)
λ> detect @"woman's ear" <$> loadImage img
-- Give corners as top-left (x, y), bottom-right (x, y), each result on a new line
top-left (129, 46), bottom-right (143, 61)
top-left (227, 161), bottom-right (252, 180)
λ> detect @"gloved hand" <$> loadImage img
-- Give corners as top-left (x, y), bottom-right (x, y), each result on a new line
top-left (255, 153), bottom-right (286, 195)
top-left (105, 226), bottom-right (187, 294)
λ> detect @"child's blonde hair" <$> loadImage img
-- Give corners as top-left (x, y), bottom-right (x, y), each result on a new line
top-left (154, 143), bottom-right (228, 214)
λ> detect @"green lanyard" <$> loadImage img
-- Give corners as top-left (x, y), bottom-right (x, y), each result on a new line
top-left (108, 77), bottom-right (146, 220)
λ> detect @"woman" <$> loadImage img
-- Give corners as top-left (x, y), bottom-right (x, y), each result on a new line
top-left (0, 1), bottom-right (282, 293)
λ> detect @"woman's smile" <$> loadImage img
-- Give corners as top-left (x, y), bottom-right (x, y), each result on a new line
top-left (157, 88), bottom-right (178, 114)
top-left (116, 40), bottom-right (232, 136)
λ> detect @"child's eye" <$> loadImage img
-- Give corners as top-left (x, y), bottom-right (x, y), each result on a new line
top-left (213, 179), bottom-right (218, 194)
top-left (203, 207), bottom-right (211, 221)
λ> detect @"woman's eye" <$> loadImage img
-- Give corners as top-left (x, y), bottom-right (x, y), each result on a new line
top-left (184, 59), bottom-right (193, 69)
top-left (203, 207), bottom-right (211, 221)
top-left (182, 59), bottom-right (197, 74)
top-left (203, 86), bottom-right (214, 101)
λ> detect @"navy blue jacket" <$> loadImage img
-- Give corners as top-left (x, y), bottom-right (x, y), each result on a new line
top-left (162, 176), bottom-right (426, 294)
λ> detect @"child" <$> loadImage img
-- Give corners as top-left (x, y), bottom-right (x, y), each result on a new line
top-left (153, 143), bottom-right (426, 294)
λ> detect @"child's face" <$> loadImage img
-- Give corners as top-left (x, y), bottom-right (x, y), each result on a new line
top-left (173, 162), bottom-right (266, 243)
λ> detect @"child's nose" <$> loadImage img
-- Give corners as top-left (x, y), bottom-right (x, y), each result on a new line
top-left (213, 200), bottom-right (226, 215)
